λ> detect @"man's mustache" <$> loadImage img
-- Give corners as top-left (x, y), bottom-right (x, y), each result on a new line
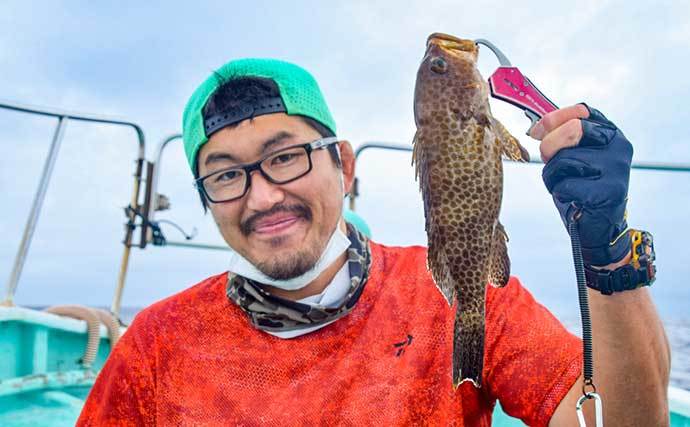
top-left (240, 204), bottom-right (312, 236)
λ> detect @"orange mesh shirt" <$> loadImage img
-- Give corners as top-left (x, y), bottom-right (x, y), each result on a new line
top-left (78, 242), bottom-right (582, 426)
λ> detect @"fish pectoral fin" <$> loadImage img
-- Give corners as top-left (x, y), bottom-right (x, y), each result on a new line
top-left (430, 251), bottom-right (456, 305)
top-left (435, 276), bottom-right (456, 307)
top-left (490, 117), bottom-right (530, 162)
top-left (413, 129), bottom-right (434, 235)
top-left (488, 221), bottom-right (511, 288)
top-left (412, 129), bottom-right (424, 179)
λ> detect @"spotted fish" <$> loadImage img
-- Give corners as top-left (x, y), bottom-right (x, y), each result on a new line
top-left (412, 33), bottom-right (530, 388)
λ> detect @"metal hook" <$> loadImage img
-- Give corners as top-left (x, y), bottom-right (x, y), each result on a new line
top-left (474, 39), bottom-right (512, 67)
top-left (576, 392), bottom-right (604, 427)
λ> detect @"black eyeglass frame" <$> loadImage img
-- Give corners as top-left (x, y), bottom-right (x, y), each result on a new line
top-left (195, 136), bottom-right (340, 203)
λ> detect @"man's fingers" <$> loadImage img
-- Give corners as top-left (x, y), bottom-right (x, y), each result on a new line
top-left (539, 118), bottom-right (583, 163)
top-left (530, 104), bottom-right (589, 140)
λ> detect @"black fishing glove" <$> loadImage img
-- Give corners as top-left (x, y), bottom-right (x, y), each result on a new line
top-left (542, 104), bottom-right (633, 266)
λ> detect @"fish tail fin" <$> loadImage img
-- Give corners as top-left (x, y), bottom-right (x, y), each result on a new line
top-left (491, 117), bottom-right (530, 162)
top-left (488, 221), bottom-right (511, 288)
top-left (452, 304), bottom-right (484, 389)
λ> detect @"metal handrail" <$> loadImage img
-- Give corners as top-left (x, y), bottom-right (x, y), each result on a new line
top-left (0, 100), bottom-right (146, 315)
top-left (353, 142), bottom-right (690, 172)
top-left (349, 142), bottom-right (690, 210)
top-left (0, 100), bottom-right (146, 155)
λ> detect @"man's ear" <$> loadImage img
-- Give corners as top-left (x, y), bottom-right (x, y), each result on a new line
top-left (338, 140), bottom-right (356, 196)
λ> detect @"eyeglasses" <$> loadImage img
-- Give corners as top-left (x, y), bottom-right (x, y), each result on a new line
top-left (195, 136), bottom-right (339, 203)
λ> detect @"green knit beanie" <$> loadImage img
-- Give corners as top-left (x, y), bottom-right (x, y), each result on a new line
top-left (182, 58), bottom-right (337, 173)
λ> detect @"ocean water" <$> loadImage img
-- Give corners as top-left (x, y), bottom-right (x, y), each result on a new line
top-left (666, 319), bottom-right (690, 391)
top-left (117, 306), bottom-right (690, 391)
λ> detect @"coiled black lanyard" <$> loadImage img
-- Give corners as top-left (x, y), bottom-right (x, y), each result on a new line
top-left (569, 213), bottom-right (604, 426)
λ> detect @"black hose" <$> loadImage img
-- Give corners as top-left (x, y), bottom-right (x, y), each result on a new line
top-left (569, 218), bottom-right (594, 386)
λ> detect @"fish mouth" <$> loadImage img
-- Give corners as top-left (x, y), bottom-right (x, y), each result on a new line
top-left (427, 33), bottom-right (477, 53)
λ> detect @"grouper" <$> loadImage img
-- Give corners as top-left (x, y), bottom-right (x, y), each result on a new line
top-left (412, 33), bottom-right (530, 388)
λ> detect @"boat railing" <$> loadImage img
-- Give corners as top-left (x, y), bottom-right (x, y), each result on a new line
top-left (0, 100), bottom-right (147, 318)
top-left (348, 142), bottom-right (690, 210)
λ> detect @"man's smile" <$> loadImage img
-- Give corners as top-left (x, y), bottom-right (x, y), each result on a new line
top-left (253, 214), bottom-right (302, 236)
top-left (240, 203), bottom-right (313, 239)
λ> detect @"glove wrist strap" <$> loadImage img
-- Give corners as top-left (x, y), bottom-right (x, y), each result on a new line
top-left (582, 230), bottom-right (631, 266)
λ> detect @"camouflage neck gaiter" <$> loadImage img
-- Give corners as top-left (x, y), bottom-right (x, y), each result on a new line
top-left (226, 223), bottom-right (371, 332)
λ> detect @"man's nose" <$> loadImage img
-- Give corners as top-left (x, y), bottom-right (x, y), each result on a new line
top-left (245, 170), bottom-right (285, 211)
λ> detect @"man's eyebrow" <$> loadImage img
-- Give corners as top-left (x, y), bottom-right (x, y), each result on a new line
top-left (260, 131), bottom-right (295, 154)
top-left (203, 131), bottom-right (296, 168)
top-left (204, 152), bottom-right (238, 168)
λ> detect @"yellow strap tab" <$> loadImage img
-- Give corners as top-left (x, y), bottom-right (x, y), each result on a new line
top-left (630, 230), bottom-right (643, 269)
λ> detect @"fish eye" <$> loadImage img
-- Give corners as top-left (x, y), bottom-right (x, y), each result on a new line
top-left (430, 57), bottom-right (448, 74)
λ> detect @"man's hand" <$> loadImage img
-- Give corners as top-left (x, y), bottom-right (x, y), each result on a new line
top-left (532, 104), bottom-right (633, 267)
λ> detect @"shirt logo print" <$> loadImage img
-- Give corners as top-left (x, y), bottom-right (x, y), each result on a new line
top-left (393, 334), bottom-right (414, 357)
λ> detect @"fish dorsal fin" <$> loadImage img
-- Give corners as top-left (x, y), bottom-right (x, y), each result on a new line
top-left (490, 117), bottom-right (530, 162)
top-left (487, 221), bottom-right (511, 288)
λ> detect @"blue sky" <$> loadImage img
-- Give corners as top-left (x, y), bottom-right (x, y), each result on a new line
top-left (1, 0), bottom-right (688, 320)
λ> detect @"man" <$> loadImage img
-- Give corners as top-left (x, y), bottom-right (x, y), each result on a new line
top-left (78, 58), bottom-right (670, 426)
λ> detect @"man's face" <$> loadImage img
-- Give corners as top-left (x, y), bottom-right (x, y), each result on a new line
top-left (197, 113), bottom-right (354, 280)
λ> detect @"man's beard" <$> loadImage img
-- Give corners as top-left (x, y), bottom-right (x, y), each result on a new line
top-left (255, 244), bottom-right (322, 280)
